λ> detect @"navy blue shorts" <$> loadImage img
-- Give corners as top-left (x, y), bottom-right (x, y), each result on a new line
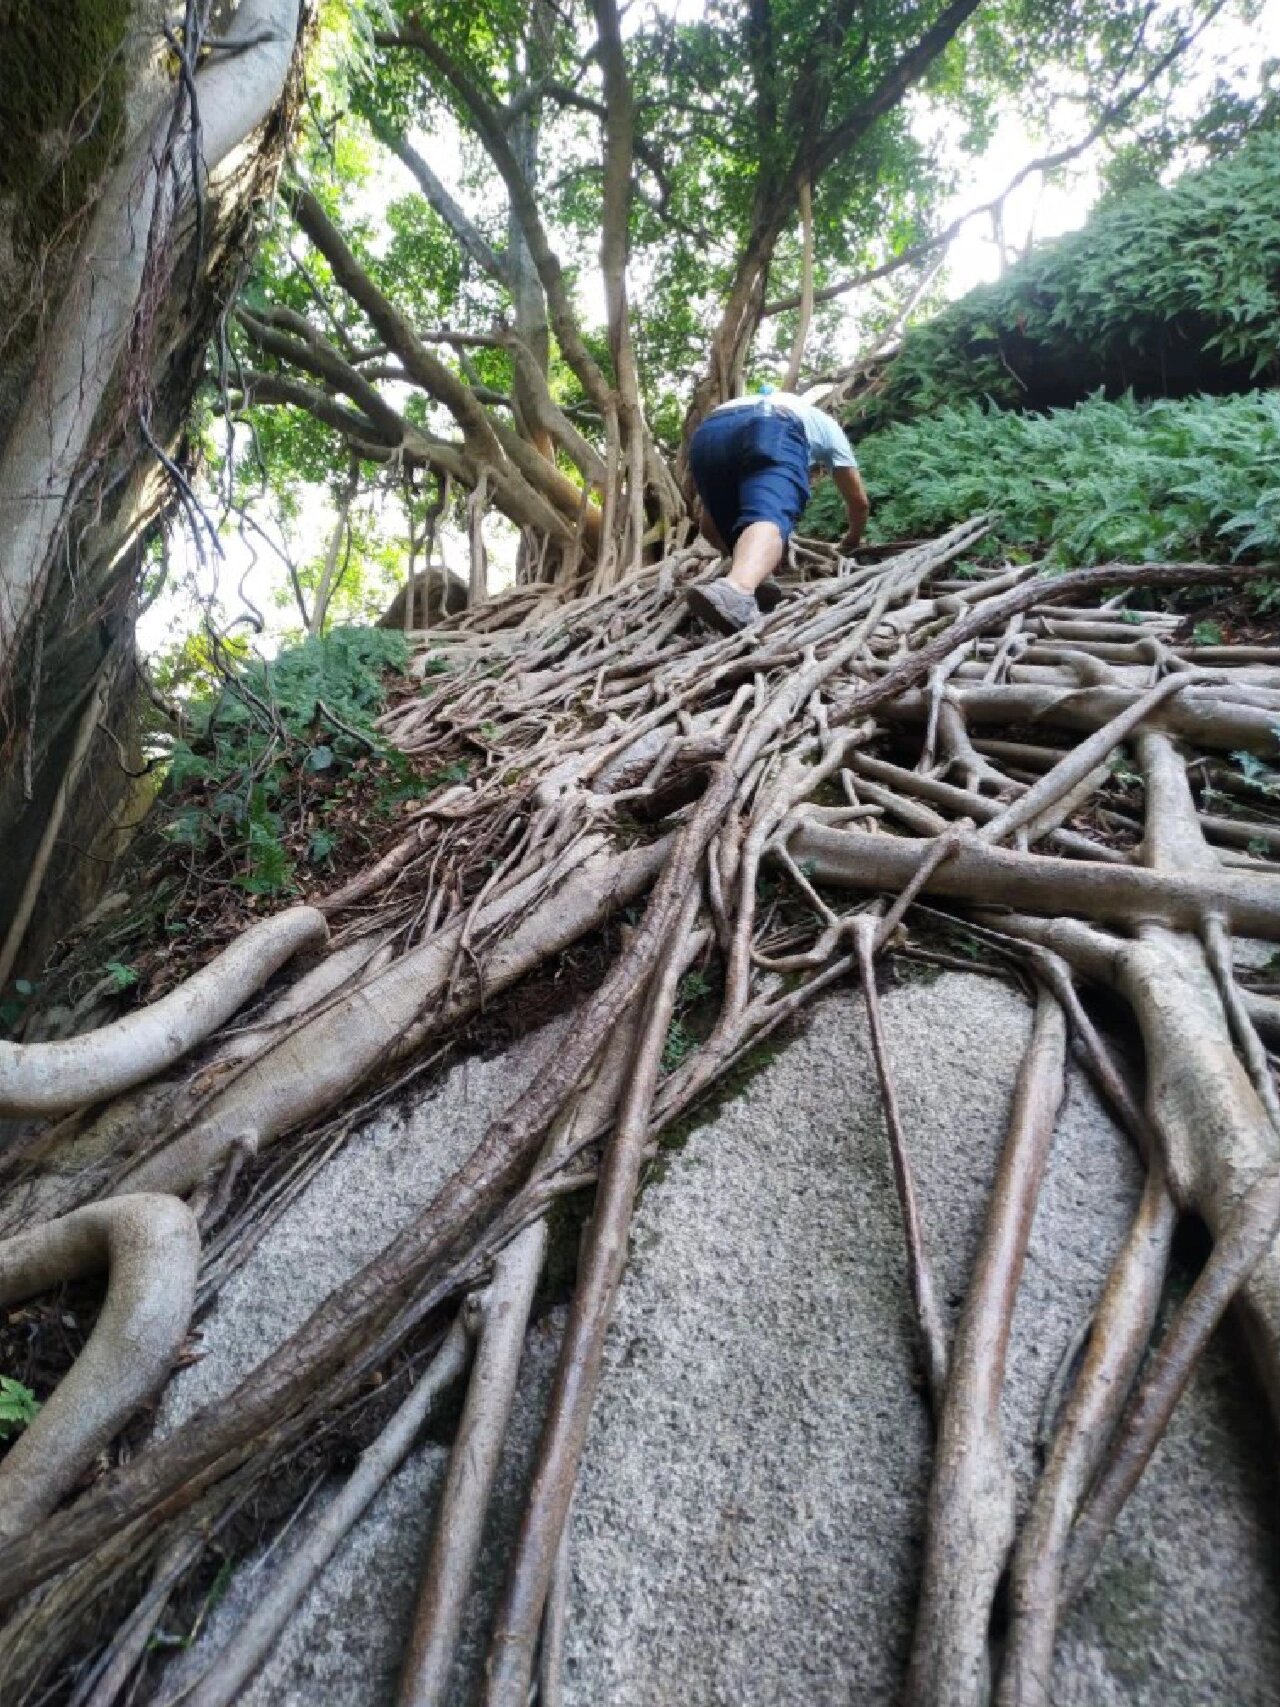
top-left (689, 405), bottom-right (811, 547)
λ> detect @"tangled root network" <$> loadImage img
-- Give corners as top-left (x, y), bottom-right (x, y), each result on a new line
top-left (3, 521), bottom-right (1280, 1706)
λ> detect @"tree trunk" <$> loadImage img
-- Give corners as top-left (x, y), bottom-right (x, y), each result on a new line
top-left (0, 0), bottom-right (304, 977)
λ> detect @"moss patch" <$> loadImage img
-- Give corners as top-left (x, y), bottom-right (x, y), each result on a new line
top-left (645, 1032), bottom-right (792, 1187)
top-left (0, 0), bottom-right (133, 256)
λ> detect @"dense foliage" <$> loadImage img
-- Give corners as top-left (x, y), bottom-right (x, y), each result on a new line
top-left (852, 129), bottom-right (1280, 431)
top-left (210, 0), bottom-right (1252, 593)
top-left (162, 627), bottom-right (416, 898)
top-left (807, 390), bottom-right (1280, 566)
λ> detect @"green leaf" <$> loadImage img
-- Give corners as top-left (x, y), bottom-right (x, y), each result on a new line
top-left (661, 1017), bottom-right (697, 1074)
top-left (104, 961), bottom-right (139, 991)
top-left (1192, 620), bottom-right (1224, 647)
top-left (306, 744), bottom-right (336, 772)
top-left (1232, 751), bottom-right (1280, 795)
top-left (0, 1375), bottom-right (40, 1440)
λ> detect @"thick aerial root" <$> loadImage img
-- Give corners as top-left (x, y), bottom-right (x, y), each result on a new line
top-left (6, 546), bottom-right (1277, 1699)
top-left (0, 774), bottom-right (732, 1606)
top-left (976, 673), bottom-right (1192, 849)
top-left (788, 821), bottom-right (1280, 939)
top-left (400, 984), bottom-right (647, 1706)
top-left (113, 839), bottom-right (666, 1198)
top-left (398, 1228), bottom-right (546, 1707)
top-left (483, 882), bottom-right (702, 1705)
top-left (0, 908), bottom-right (327, 1119)
top-left (847, 752), bottom-right (1125, 864)
top-left (1116, 941), bottom-right (1280, 1411)
top-left (878, 680), bottom-right (1279, 755)
top-left (906, 992), bottom-right (1066, 1707)
top-left (0, 1194), bottom-right (198, 1544)
top-left (997, 1166), bottom-right (1177, 1707)
top-left (994, 726), bottom-right (1280, 1699)
top-left (164, 1318), bottom-right (473, 1707)
top-left (213, 933), bottom-right (396, 1069)
top-left (1063, 1164), bottom-right (1280, 1601)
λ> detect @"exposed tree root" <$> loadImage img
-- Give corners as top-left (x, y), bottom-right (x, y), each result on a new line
top-left (167, 1317), bottom-right (473, 1707)
top-left (907, 992), bottom-right (1066, 1707)
top-left (0, 1194), bottom-right (198, 1545)
top-left (483, 881), bottom-right (704, 1704)
top-left (2, 535), bottom-right (1279, 1704)
top-left (1062, 1164), bottom-right (1280, 1602)
top-left (998, 1165), bottom-right (1177, 1707)
top-left (398, 1230), bottom-right (546, 1707)
top-left (788, 821), bottom-right (1280, 938)
top-left (0, 908), bottom-right (327, 1119)
top-left (855, 912), bottom-right (949, 1413)
top-left (113, 840), bottom-right (667, 1198)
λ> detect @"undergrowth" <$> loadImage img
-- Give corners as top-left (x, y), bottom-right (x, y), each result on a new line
top-left (162, 627), bottom-right (420, 897)
top-left (853, 129), bottom-right (1280, 429)
top-left (0, 1376), bottom-right (39, 1442)
top-left (806, 390), bottom-right (1280, 569)
top-left (11, 628), bottom-right (444, 1022)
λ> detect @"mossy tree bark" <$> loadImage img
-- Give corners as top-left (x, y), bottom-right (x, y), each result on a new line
top-left (0, 0), bottom-right (305, 976)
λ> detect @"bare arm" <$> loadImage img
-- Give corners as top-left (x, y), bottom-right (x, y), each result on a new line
top-left (833, 465), bottom-right (870, 550)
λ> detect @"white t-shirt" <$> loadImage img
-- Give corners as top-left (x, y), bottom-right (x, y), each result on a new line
top-left (712, 391), bottom-right (858, 470)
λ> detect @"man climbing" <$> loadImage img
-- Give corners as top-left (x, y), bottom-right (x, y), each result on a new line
top-left (685, 388), bottom-right (870, 634)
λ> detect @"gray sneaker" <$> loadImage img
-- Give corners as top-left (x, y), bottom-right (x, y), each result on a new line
top-left (686, 578), bottom-right (761, 635)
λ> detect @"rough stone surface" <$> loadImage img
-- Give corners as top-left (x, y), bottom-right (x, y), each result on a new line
top-left (158, 1021), bottom-right (565, 1434)
top-left (160, 970), bottom-right (1280, 1705)
top-left (561, 970), bottom-right (1280, 1706)
top-left (159, 1312), bottom-right (566, 1707)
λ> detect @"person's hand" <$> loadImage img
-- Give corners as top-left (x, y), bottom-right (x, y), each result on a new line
top-left (838, 526), bottom-right (864, 554)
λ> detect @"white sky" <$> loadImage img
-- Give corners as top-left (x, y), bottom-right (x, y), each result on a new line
top-left (939, 0), bottom-right (1279, 295)
top-left (140, 0), bottom-right (1279, 659)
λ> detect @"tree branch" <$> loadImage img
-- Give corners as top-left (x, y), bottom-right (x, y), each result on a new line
top-left (810, 0), bottom-right (984, 179)
top-left (375, 23), bottom-right (614, 415)
top-left (373, 122), bottom-right (511, 287)
top-left (290, 188), bottom-right (575, 542)
top-left (766, 0), bottom-right (1227, 318)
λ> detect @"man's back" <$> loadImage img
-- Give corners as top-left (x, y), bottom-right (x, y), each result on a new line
top-left (712, 390), bottom-right (857, 470)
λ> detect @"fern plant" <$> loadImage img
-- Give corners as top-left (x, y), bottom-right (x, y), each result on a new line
top-left (160, 627), bottom-right (410, 895)
top-left (806, 390), bottom-right (1280, 569)
top-left (0, 1376), bottom-right (39, 1441)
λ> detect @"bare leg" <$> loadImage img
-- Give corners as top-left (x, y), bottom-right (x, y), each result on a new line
top-left (726, 521), bottom-right (785, 594)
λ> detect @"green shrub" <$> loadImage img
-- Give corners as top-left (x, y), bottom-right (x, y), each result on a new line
top-left (856, 131), bottom-right (1280, 430)
top-left (805, 390), bottom-right (1280, 566)
top-left (161, 627), bottom-right (411, 895)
